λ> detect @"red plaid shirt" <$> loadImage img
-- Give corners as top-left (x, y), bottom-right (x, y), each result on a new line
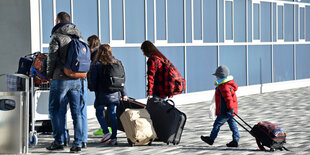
top-left (147, 55), bottom-right (169, 98)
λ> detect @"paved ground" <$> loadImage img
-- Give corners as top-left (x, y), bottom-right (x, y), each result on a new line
top-left (29, 87), bottom-right (310, 155)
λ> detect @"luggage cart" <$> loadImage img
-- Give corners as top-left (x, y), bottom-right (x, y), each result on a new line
top-left (28, 74), bottom-right (51, 147)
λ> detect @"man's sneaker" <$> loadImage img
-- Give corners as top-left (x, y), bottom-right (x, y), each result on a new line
top-left (46, 142), bottom-right (64, 151)
top-left (107, 139), bottom-right (118, 145)
top-left (93, 128), bottom-right (104, 135)
top-left (82, 142), bottom-right (87, 149)
top-left (226, 141), bottom-right (238, 147)
top-left (101, 133), bottom-right (112, 143)
top-left (200, 136), bottom-right (214, 145)
top-left (70, 146), bottom-right (81, 153)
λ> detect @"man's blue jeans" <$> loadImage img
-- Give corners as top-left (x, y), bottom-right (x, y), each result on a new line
top-left (61, 79), bottom-right (88, 143)
top-left (80, 79), bottom-right (88, 143)
top-left (95, 104), bottom-right (117, 139)
top-left (210, 115), bottom-right (240, 142)
top-left (49, 79), bottom-right (83, 147)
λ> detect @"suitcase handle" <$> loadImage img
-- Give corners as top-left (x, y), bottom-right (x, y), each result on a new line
top-left (166, 99), bottom-right (175, 107)
top-left (231, 112), bottom-right (253, 134)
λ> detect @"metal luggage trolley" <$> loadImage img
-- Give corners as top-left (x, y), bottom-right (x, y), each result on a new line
top-left (28, 71), bottom-right (51, 147)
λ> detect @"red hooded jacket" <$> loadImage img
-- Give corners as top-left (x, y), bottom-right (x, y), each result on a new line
top-left (215, 80), bottom-right (238, 116)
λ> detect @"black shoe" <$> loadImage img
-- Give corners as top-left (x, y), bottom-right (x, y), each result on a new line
top-left (46, 142), bottom-right (64, 151)
top-left (82, 142), bottom-right (87, 149)
top-left (226, 141), bottom-right (238, 147)
top-left (64, 141), bottom-right (69, 147)
top-left (200, 136), bottom-right (214, 145)
top-left (70, 146), bottom-right (81, 153)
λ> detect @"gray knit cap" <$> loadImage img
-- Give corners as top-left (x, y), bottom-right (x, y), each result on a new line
top-left (212, 65), bottom-right (230, 79)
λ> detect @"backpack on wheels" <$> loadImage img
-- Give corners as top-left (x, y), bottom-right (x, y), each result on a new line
top-left (231, 113), bottom-right (288, 151)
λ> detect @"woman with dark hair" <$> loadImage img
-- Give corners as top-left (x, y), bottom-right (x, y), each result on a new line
top-left (141, 40), bottom-right (169, 99)
top-left (91, 44), bottom-right (127, 145)
top-left (87, 35), bottom-right (101, 61)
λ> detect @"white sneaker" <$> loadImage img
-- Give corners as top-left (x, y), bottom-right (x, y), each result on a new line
top-left (107, 139), bottom-right (117, 145)
top-left (101, 133), bottom-right (111, 143)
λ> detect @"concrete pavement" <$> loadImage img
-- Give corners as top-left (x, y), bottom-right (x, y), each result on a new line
top-left (29, 86), bottom-right (310, 154)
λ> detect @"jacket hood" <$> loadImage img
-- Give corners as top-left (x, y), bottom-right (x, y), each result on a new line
top-left (51, 22), bottom-right (81, 38)
top-left (226, 80), bottom-right (238, 92)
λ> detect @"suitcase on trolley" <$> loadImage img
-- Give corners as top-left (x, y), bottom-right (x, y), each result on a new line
top-left (120, 108), bottom-right (157, 146)
top-left (231, 113), bottom-right (288, 151)
top-left (106, 97), bottom-right (146, 132)
top-left (146, 98), bottom-right (187, 145)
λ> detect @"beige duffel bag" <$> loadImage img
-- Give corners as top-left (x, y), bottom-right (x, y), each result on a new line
top-left (120, 108), bottom-right (157, 146)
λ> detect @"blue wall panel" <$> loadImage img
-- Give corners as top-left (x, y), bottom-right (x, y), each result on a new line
top-left (278, 6), bottom-right (284, 40)
top-left (168, 0), bottom-right (184, 43)
top-left (284, 4), bottom-right (294, 42)
top-left (204, 0), bottom-right (217, 43)
top-left (147, 0), bottom-right (154, 42)
top-left (234, 0), bottom-right (246, 42)
top-left (42, 0), bottom-right (53, 44)
top-left (219, 0), bottom-right (224, 42)
top-left (253, 3), bottom-right (259, 40)
top-left (56, 0), bottom-right (70, 16)
top-left (261, 2), bottom-right (271, 42)
top-left (295, 5), bottom-right (299, 41)
top-left (219, 46), bottom-right (246, 86)
top-left (248, 46), bottom-right (272, 85)
top-left (296, 44), bottom-right (310, 79)
top-left (300, 7), bottom-right (305, 40)
top-left (125, 0), bottom-right (145, 43)
top-left (186, 0), bottom-right (192, 43)
top-left (74, 0), bottom-right (98, 40)
top-left (113, 47), bottom-right (146, 99)
top-left (273, 45), bottom-right (294, 82)
top-left (111, 0), bottom-right (123, 40)
top-left (186, 47), bottom-right (217, 92)
top-left (194, 0), bottom-right (202, 40)
top-left (100, 0), bottom-right (110, 43)
top-left (225, 1), bottom-right (233, 40)
top-left (306, 6), bottom-right (310, 41)
top-left (273, 3), bottom-right (277, 42)
top-left (248, 0), bottom-right (252, 42)
top-left (156, 0), bottom-right (166, 40)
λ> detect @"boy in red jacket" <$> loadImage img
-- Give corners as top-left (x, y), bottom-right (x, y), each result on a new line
top-left (201, 65), bottom-right (240, 147)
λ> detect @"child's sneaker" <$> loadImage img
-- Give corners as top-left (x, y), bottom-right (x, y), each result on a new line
top-left (107, 139), bottom-right (118, 145)
top-left (93, 128), bottom-right (103, 135)
top-left (93, 127), bottom-right (112, 136)
top-left (200, 136), bottom-right (214, 145)
top-left (101, 133), bottom-right (112, 143)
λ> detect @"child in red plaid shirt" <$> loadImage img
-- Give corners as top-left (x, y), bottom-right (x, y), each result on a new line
top-left (141, 40), bottom-right (169, 99)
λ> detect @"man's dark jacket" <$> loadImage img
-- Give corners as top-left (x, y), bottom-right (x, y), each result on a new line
top-left (47, 22), bottom-right (82, 80)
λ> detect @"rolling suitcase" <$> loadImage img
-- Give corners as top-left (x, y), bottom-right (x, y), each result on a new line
top-left (106, 97), bottom-right (146, 131)
top-left (146, 98), bottom-right (187, 145)
top-left (120, 108), bottom-right (157, 146)
top-left (231, 113), bottom-right (288, 151)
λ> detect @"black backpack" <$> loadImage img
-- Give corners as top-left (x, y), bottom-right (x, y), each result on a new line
top-left (102, 60), bottom-right (125, 93)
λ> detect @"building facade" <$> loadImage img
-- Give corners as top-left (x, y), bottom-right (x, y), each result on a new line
top-left (1, 0), bottom-right (310, 101)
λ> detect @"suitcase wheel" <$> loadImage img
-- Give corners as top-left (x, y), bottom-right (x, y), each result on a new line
top-left (148, 140), bottom-right (152, 146)
top-left (127, 138), bottom-right (134, 147)
top-left (29, 131), bottom-right (38, 147)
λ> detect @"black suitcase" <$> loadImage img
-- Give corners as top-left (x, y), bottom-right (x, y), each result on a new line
top-left (231, 113), bottom-right (288, 151)
top-left (106, 97), bottom-right (146, 132)
top-left (146, 98), bottom-right (187, 145)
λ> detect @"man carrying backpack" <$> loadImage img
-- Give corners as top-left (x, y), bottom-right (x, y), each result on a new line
top-left (46, 12), bottom-right (86, 153)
